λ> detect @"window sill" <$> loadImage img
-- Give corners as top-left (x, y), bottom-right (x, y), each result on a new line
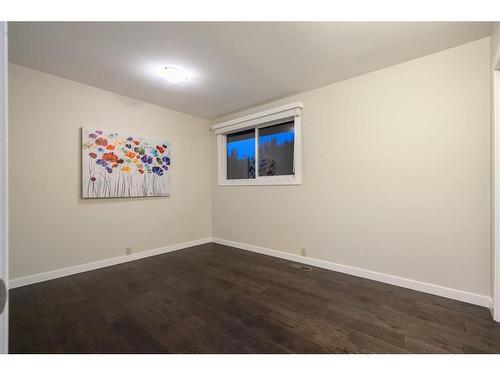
top-left (218, 176), bottom-right (301, 186)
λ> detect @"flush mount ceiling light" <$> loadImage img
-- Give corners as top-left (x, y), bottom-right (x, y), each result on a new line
top-left (162, 66), bottom-right (190, 83)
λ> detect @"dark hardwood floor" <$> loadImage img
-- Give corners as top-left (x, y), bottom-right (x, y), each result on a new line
top-left (9, 243), bottom-right (500, 353)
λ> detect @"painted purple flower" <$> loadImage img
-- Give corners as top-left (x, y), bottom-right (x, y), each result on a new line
top-left (88, 133), bottom-right (97, 139)
top-left (106, 167), bottom-right (113, 173)
top-left (162, 165), bottom-right (168, 170)
top-left (162, 156), bottom-right (171, 165)
top-left (127, 136), bottom-right (133, 141)
top-left (141, 155), bottom-right (153, 164)
top-left (152, 166), bottom-right (163, 176)
top-left (95, 130), bottom-right (103, 135)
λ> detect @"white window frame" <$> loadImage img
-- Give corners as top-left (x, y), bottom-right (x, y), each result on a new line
top-left (212, 102), bottom-right (302, 186)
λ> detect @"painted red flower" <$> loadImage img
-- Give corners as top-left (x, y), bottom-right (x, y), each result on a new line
top-left (95, 137), bottom-right (108, 146)
top-left (89, 152), bottom-right (97, 159)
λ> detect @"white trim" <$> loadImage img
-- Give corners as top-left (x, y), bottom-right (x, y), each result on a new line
top-left (0, 21), bottom-right (8, 355)
top-left (217, 133), bottom-right (226, 185)
top-left (211, 101), bottom-right (303, 132)
top-left (212, 237), bottom-right (491, 308)
top-left (9, 237), bottom-right (492, 309)
top-left (9, 237), bottom-right (213, 289)
top-left (493, 69), bottom-right (500, 321)
top-left (218, 177), bottom-right (301, 186)
top-left (213, 109), bottom-right (298, 135)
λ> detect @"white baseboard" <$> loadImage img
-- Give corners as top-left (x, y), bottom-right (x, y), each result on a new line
top-left (9, 237), bottom-right (213, 289)
top-left (10, 236), bottom-right (492, 310)
top-left (212, 237), bottom-right (491, 308)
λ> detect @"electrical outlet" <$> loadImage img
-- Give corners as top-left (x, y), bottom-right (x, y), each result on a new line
top-left (301, 248), bottom-right (307, 257)
top-left (125, 247), bottom-right (132, 255)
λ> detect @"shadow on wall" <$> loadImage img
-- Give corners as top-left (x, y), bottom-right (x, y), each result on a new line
top-left (113, 93), bottom-right (149, 108)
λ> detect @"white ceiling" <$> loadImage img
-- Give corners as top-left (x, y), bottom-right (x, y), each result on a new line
top-left (8, 22), bottom-right (492, 119)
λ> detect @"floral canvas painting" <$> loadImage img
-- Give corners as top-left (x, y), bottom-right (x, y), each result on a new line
top-left (82, 129), bottom-right (171, 198)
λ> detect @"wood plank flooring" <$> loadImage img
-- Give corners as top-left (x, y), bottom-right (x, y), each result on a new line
top-left (9, 243), bottom-right (500, 353)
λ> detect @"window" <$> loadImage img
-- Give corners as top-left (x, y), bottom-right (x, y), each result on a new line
top-left (258, 121), bottom-right (294, 177)
top-left (227, 129), bottom-right (255, 179)
top-left (213, 102), bottom-right (302, 185)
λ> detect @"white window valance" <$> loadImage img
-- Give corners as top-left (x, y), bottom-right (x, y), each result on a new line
top-left (212, 101), bottom-right (303, 135)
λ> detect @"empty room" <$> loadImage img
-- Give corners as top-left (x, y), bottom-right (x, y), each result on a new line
top-left (3, 6), bottom-right (500, 368)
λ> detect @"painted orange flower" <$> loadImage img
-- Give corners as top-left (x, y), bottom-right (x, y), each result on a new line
top-left (102, 152), bottom-right (119, 163)
top-left (121, 165), bottom-right (131, 173)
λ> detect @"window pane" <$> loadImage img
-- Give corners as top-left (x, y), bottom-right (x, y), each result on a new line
top-left (226, 129), bottom-right (256, 179)
top-left (258, 121), bottom-right (294, 176)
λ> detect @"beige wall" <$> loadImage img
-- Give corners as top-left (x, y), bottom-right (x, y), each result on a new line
top-left (9, 64), bottom-right (212, 279)
top-left (491, 23), bottom-right (500, 68)
top-left (212, 38), bottom-right (491, 296)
